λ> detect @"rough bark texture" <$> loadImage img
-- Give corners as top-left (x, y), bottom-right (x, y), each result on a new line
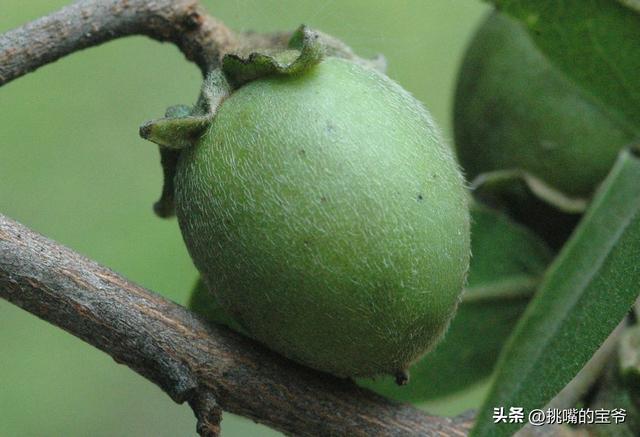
top-left (0, 0), bottom-right (290, 84)
top-left (0, 213), bottom-right (474, 436)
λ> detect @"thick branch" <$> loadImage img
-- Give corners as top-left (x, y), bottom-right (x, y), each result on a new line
top-left (0, 0), bottom-right (289, 85)
top-left (0, 213), bottom-right (473, 436)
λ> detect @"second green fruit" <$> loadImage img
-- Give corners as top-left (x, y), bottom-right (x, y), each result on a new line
top-left (454, 12), bottom-right (637, 198)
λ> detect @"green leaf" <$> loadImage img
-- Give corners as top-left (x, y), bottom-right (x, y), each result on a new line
top-left (357, 204), bottom-right (552, 401)
top-left (487, 0), bottom-right (640, 133)
top-left (471, 149), bottom-right (640, 437)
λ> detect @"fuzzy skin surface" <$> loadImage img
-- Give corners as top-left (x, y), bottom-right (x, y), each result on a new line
top-left (454, 12), bottom-right (636, 198)
top-left (175, 57), bottom-right (470, 378)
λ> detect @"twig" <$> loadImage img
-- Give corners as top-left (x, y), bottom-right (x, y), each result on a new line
top-left (0, 213), bottom-right (473, 436)
top-left (0, 0), bottom-right (289, 85)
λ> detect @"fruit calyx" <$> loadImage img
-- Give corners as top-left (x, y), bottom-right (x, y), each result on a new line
top-left (222, 25), bottom-right (325, 88)
top-left (139, 25), bottom-right (329, 217)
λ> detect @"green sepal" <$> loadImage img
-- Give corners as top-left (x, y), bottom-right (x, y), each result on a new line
top-left (154, 148), bottom-right (180, 218)
top-left (296, 26), bottom-right (387, 72)
top-left (222, 25), bottom-right (325, 88)
top-left (139, 115), bottom-right (210, 150)
top-left (139, 71), bottom-right (231, 217)
top-left (148, 105), bottom-right (195, 218)
top-left (193, 69), bottom-right (233, 116)
top-left (139, 71), bottom-right (231, 150)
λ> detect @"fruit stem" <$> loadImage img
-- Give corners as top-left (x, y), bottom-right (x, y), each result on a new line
top-left (394, 369), bottom-right (410, 386)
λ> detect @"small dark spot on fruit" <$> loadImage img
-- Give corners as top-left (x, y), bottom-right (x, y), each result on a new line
top-left (325, 121), bottom-right (336, 133)
top-left (320, 196), bottom-right (327, 203)
top-left (395, 369), bottom-right (410, 386)
top-left (299, 149), bottom-right (306, 157)
top-left (417, 194), bottom-right (424, 201)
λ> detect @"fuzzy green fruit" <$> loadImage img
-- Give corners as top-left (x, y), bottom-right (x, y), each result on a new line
top-left (142, 29), bottom-right (470, 378)
top-left (454, 12), bottom-right (637, 199)
top-left (189, 204), bottom-right (550, 398)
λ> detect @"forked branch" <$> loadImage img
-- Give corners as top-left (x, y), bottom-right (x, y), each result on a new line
top-left (0, 0), bottom-right (290, 85)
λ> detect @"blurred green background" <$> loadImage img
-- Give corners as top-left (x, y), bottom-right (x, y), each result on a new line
top-left (0, 1), bottom-right (488, 435)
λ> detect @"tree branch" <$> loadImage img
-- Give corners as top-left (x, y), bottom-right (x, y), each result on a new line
top-left (0, 213), bottom-right (473, 436)
top-left (0, 0), bottom-right (289, 85)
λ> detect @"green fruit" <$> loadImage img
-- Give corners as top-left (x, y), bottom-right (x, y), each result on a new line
top-left (190, 204), bottom-right (550, 398)
top-left (454, 12), bottom-right (637, 199)
top-left (142, 28), bottom-right (470, 378)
